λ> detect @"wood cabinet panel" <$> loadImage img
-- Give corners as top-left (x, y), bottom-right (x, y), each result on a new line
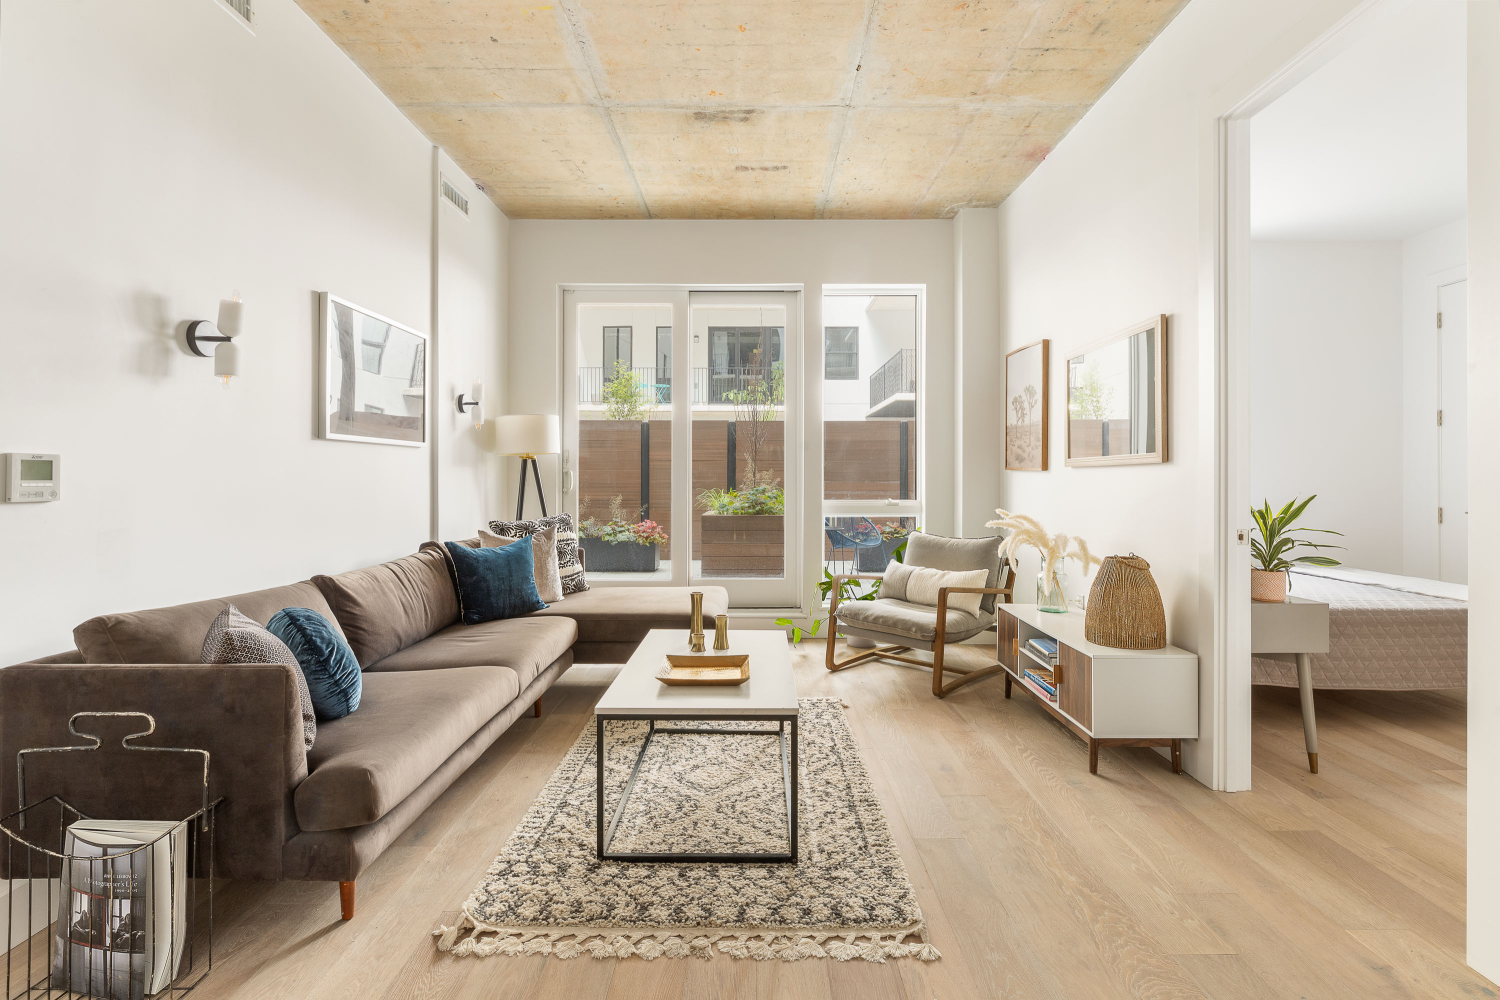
top-left (998, 612), bottom-right (1018, 672)
top-left (1058, 644), bottom-right (1092, 730)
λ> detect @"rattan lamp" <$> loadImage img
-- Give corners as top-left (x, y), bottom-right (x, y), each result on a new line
top-left (495, 414), bottom-right (561, 520)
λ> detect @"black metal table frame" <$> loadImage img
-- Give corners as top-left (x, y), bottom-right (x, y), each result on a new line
top-left (595, 712), bottom-right (799, 863)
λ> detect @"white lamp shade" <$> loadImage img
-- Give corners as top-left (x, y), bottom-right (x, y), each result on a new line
top-left (494, 414), bottom-right (560, 456)
top-left (217, 299), bottom-right (244, 338)
top-left (213, 340), bottom-right (239, 378)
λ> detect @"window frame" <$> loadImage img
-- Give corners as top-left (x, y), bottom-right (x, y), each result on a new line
top-left (823, 325), bottom-right (859, 380)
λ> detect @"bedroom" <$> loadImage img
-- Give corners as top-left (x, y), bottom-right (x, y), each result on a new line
top-left (1247, 0), bottom-right (1468, 768)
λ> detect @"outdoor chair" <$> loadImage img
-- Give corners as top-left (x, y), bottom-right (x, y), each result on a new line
top-left (825, 532), bottom-right (1014, 698)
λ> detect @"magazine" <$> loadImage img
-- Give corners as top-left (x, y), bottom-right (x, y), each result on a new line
top-left (50, 820), bottom-right (188, 999)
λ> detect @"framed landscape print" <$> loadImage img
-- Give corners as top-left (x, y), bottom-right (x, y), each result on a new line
top-left (319, 292), bottom-right (427, 446)
top-left (1005, 340), bottom-right (1049, 471)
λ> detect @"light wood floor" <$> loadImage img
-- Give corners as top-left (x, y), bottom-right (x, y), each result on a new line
top-left (171, 641), bottom-right (1481, 999)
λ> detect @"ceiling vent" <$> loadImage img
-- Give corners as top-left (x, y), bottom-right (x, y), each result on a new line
top-left (441, 178), bottom-right (470, 216)
top-left (222, 0), bottom-right (253, 24)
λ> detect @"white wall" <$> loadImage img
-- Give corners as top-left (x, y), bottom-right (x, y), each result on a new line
top-left (955, 207), bottom-right (1003, 535)
top-left (1249, 241), bottom-right (1404, 573)
top-left (507, 219), bottom-right (955, 609)
top-left (0, 0), bottom-right (507, 662)
top-left (993, 0), bottom-right (1369, 788)
top-left (1467, 0), bottom-right (1500, 981)
top-left (1402, 218), bottom-right (1468, 577)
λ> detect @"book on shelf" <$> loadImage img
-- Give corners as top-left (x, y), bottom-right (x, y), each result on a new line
top-left (1024, 667), bottom-right (1057, 698)
top-left (1025, 636), bottom-right (1060, 664)
top-left (50, 819), bottom-right (188, 1000)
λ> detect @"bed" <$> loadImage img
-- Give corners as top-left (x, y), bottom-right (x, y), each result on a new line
top-left (1252, 565), bottom-right (1467, 690)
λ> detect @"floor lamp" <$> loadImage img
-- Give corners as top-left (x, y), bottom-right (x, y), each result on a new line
top-left (496, 414), bottom-right (561, 520)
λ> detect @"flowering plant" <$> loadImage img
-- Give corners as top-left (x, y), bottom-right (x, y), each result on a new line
top-left (580, 496), bottom-right (668, 547)
top-left (878, 522), bottom-right (914, 541)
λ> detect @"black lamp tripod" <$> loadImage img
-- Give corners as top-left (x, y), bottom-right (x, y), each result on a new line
top-left (514, 455), bottom-right (549, 520)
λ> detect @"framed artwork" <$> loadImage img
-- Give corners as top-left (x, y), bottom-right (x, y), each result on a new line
top-left (1005, 340), bottom-right (1049, 471)
top-left (319, 292), bottom-right (427, 446)
top-left (1065, 314), bottom-right (1167, 467)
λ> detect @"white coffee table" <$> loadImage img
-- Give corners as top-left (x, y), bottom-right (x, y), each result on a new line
top-left (594, 629), bottom-right (800, 863)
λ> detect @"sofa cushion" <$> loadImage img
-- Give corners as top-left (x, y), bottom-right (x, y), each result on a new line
top-left (74, 581), bottom-right (345, 665)
top-left (526, 586), bottom-right (727, 646)
top-left (267, 607), bottom-right (362, 720)
top-left (903, 533), bottom-right (1006, 614)
top-left (312, 547), bottom-right (459, 668)
top-left (442, 541), bottom-right (548, 625)
top-left (486, 513), bottom-right (587, 595)
top-left (368, 616), bottom-right (577, 689)
top-left (294, 667), bottom-right (519, 832)
top-left (836, 597), bottom-right (994, 644)
top-left (200, 605), bottom-right (317, 751)
top-left (479, 526), bottom-right (563, 603)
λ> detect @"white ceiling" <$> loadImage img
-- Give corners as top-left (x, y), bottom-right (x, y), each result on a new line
top-left (1251, 0), bottom-right (1466, 242)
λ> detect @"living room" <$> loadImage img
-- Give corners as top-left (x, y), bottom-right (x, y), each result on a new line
top-left (1, 0), bottom-right (1496, 997)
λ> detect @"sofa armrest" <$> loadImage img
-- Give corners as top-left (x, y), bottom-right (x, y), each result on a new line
top-left (0, 662), bottom-right (308, 881)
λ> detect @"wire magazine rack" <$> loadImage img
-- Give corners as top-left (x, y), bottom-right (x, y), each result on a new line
top-left (1, 713), bottom-right (221, 999)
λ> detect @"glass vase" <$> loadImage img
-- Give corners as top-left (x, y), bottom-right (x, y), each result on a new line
top-left (1037, 569), bottom-right (1068, 613)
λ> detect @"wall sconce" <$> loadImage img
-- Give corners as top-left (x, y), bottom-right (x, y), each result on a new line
top-left (186, 295), bottom-right (245, 388)
top-left (456, 381), bottom-right (484, 428)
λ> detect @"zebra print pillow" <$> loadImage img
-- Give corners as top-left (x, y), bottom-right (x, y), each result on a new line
top-left (485, 513), bottom-right (588, 594)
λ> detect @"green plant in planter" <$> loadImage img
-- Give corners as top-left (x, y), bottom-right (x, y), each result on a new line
top-left (580, 496), bottom-right (668, 546)
top-left (1250, 495), bottom-right (1344, 573)
top-left (696, 474), bottom-right (785, 515)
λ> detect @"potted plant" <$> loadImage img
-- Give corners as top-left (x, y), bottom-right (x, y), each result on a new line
top-left (579, 496), bottom-right (668, 573)
top-left (1249, 496), bottom-right (1343, 602)
top-left (697, 475), bottom-right (784, 577)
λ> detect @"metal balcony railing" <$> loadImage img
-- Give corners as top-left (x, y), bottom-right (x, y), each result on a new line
top-left (869, 348), bottom-right (916, 409)
top-left (578, 367), bottom-right (672, 405)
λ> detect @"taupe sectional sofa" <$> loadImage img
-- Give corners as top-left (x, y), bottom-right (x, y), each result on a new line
top-left (1, 541), bottom-right (727, 918)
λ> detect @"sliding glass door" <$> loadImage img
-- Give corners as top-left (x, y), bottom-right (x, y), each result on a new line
top-left (563, 288), bottom-right (801, 608)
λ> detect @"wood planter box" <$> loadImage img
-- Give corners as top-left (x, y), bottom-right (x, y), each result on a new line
top-left (700, 514), bottom-right (783, 577)
top-left (580, 538), bottom-right (659, 573)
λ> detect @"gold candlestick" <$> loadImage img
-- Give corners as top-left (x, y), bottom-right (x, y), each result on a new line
top-left (688, 591), bottom-right (706, 652)
top-left (713, 614), bottom-right (730, 650)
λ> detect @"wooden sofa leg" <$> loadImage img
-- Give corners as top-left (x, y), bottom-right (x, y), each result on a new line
top-left (340, 881), bottom-right (356, 921)
top-left (533, 698), bottom-right (542, 718)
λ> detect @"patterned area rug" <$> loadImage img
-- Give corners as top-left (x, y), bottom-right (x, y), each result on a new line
top-left (435, 698), bottom-right (937, 962)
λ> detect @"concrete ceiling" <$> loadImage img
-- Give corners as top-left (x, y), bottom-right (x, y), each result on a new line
top-left (296, 0), bottom-right (1187, 219)
top-left (1251, 0), bottom-right (1467, 241)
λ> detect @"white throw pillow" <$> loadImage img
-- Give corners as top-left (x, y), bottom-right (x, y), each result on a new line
top-left (904, 566), bottom-right (990, 617)
top-left (479, 525), bottom-right (564, 603)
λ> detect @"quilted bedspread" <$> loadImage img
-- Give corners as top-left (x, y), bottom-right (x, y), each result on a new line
top-left (1252, 572), bottom-right (1467, 690)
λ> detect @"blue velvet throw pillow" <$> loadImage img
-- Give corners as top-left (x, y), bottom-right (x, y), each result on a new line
top-left (444, 539), bottom-right (548, 625)
top-left (267, 607), bottom-right (362, 720)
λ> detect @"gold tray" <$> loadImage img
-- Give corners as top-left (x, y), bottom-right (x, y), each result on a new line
top-left (656, 652), bottom-right (750, 686)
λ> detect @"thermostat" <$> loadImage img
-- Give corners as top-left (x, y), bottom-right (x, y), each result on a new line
top-left (4, 454), bottom-right (60, 503)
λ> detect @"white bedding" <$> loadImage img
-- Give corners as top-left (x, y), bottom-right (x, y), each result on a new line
top-left (1252, 568), bottom-right (1467, 690)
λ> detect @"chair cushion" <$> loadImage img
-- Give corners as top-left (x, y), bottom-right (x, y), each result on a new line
top-left (312, 547), bottom-right (459, 668)
top-left (74, 581), bottom-right (345, 665)
top-left (267, 607), bottom-right (362, 720)
top-left (294, 667), bottom-right (519, 831)
top-left (368, 616), bottom-right (577, 689)
top-left (905, 567), bottom-right (990, 617)
top-left (526, 586), bottom-right (727, 646)
top-left (903, 533), bottom-right (1006, 613)
top-left (836, 597), bottom-right (994, 644)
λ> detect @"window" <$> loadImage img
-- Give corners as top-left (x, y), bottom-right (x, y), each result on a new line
top-left (655, 326), bottom-right (672, 396)
top-left (824, 326), bottom-right (858, 379)
top-left (360, 323), bottom-right (389, 374)
top-left (603, 326), bottom-right (632, 372)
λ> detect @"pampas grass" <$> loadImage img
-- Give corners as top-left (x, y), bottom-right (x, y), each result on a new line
top-left (985, 509), bottom-right (1102, 592)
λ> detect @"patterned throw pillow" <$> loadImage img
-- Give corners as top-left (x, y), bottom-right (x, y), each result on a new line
top-left (200, 605), bottom-right (316, 750)
top-left (486, 513), bottom-right (588, 594)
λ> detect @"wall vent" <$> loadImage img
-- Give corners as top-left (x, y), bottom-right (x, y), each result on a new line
top-left (223, 0), bottom-right (253, 24)
top-left (441, 178), bottom-right (470, 216)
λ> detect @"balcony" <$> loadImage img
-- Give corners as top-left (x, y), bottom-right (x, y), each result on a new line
top-left (578, 366), bottom-right (785, 408)
top-left (867, 348), bottom-right (916, 419)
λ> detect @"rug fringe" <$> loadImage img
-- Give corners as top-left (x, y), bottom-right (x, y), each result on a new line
top-left (433, 911), bottom-right (940, 963)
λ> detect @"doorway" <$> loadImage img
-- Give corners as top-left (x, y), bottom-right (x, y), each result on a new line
top-left (1439, 279), bottom-right (1468, 583)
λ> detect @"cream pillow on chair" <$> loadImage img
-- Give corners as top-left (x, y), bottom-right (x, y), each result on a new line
top-left (903, 566), bottom-right (990, 617)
